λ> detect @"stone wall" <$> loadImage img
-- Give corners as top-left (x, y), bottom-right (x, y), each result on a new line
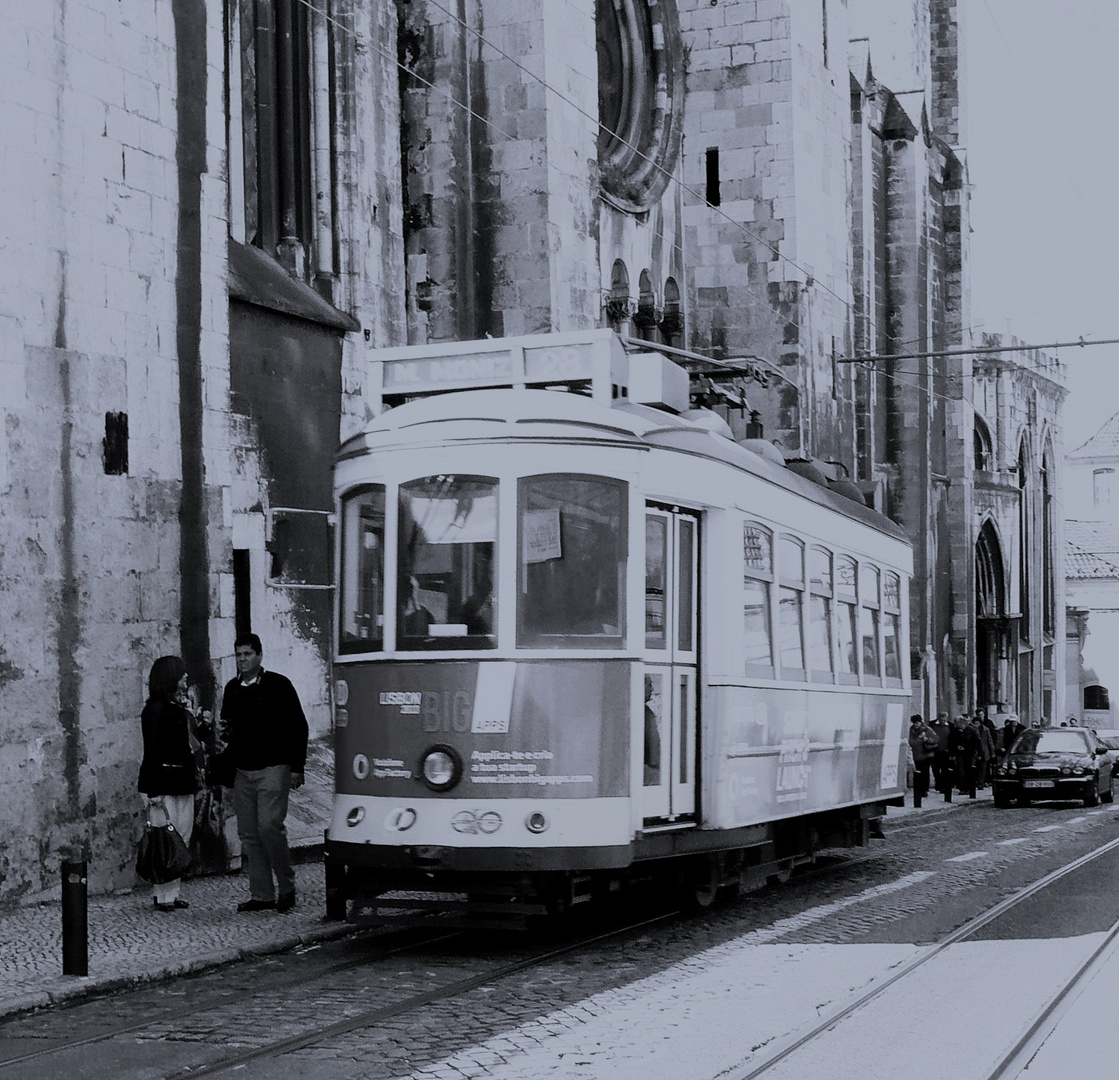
top-left (0, 0), bottom-right (405, 903)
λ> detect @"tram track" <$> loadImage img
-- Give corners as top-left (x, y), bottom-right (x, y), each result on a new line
top-left (0, 909), bottom-right (677, 1078)
top-left (0, 925), bottom-right (456, 1072)
top-left (720, 833), bottom-right (1119, 1080)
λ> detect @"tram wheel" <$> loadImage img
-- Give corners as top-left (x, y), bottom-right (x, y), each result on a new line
top-left (678, 858), bottom-right (722, 912)
top-left (766, 867), bottom-right (793, 886)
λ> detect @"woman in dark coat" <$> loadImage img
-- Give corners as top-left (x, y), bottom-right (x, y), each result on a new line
top-left (138, 655), bottom-right (205, 911)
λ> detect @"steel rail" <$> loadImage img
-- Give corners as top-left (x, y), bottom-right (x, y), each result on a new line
top-left (163, 909), bottom-right (679, 1079)
top-left (984, 908), bottom-right (1119, 1080)
top-left (718, 832), bottom-right (1119, 1080)
top-left (0, 926), bottom-right (456, 1071)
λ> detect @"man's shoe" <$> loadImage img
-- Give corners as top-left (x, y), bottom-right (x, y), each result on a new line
top-left (154, 902), bottom-right (178, 913)
top-left (153, 898), bottom-right (189, 909)
top-left (237, 898), bottom-right (276, 913)
top-left (276, 892), bottom-right (296, 913)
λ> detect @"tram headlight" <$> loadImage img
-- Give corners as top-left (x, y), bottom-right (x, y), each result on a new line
top-left (525, 810), bottom-right (549, 834)
top-left (346, 806), bottom-right (365, 827)
top-left (420, 744), bottom-right (462, 792)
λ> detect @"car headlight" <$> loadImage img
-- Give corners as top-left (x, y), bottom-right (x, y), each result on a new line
top-left (420, 745), bottom-right (462, 792)
top-left (1073, 766), bottom-right (1087, 777)
top-left (996, 766), bottom-right (1007, 777)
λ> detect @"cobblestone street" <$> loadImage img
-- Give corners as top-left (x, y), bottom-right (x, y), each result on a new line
top-left (4, 794), bottom-right (1119, 1079)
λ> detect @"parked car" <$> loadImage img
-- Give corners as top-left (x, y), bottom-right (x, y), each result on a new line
top-left (993, 727), bottom-right (1115, 808)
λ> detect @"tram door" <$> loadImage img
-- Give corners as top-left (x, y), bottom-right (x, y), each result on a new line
top-left (642, 505), bottom-right (698, 823)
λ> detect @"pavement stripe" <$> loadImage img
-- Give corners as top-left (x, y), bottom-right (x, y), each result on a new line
top-left (1035, 825), bottom-right (1064, 832)
top-left (946, 851), bottom-right (988, 862)
top-left (996, 838), bottom-right (1030, 846)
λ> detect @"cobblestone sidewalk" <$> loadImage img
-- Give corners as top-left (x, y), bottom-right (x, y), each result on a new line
top-left (0, 855), bottom-right (353, 1020)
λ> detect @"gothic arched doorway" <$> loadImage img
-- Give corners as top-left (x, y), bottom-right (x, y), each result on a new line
top-left (975, 520), bottom-right (1013, 716)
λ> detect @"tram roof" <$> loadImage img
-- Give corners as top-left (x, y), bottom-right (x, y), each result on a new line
top-left (337, 389), bottom-right (908, 544)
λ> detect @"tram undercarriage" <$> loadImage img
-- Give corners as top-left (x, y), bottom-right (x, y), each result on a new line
top-left (325, 801), bottom-right (897, 928)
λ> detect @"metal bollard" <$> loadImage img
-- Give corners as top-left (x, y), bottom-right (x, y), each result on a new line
top-left (61, 859), bottom-right (88, 977)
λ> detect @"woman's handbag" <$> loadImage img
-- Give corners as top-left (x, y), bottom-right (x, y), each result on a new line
top-left (135, 799), bottom-right (192, 884)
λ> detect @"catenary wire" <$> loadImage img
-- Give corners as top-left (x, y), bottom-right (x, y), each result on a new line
top-left (287, 0), bottom-right (1076, 413)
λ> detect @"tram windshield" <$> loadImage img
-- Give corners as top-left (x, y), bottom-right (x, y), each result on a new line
top-left (398, 475), bottom-right (497, 650)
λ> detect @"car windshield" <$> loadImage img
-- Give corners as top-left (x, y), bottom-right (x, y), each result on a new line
top-left (1011, 729), bottom-right (1089, 755)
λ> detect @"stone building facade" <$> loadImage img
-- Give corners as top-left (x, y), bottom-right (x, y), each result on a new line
top-left (0, 0), bottom-right (1063, 901)
top-left (0, 0), bottom-right (405, 902)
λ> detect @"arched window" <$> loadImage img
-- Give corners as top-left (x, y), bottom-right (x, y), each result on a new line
top-left (976, 520), bottom-right (1006, 618)
top-left (661, 277), bottom-right (683, 344)
top-left (606, 259), bottom-right (631, 324)
top-left (1085, 685), bottom-right (1110, 711)
top-left (974, 415), bottom-right (993, 471)
top-left (634, 269), bottom-right (658, 339)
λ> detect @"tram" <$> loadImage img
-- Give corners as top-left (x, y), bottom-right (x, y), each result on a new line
top-left (324, 330), bottom-right (912, 924)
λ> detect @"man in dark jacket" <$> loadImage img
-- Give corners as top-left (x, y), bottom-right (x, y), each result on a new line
top-left (930, 711), bottom-right (953, 795)
top-left (220, 633), bottom-right (308, 913)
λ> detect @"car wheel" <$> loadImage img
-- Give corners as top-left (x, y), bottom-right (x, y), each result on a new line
top-left (1084, 779), bottom-right (1100, 808)
top-left (993, 790), bottom-right (1012, 809)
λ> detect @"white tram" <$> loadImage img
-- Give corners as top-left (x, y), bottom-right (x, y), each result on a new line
top-left (324, 331), bottom-right (912, 923)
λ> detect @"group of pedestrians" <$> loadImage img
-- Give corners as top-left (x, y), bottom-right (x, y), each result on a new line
top-left (136, 634), bottom-right (309, 914)
top-left (908, 708), bottom-right (1027, 800)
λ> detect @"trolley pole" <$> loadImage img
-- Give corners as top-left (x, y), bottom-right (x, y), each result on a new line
top-left (61, 858), bottom-right (88, 977)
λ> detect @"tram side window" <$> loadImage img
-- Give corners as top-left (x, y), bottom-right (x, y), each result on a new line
top-left (518, 475), bottom-right (626, 648)
top-left (882, 571), bottom-right (903, 682)
top-left (860, 563), bottom-right (881, 681)
top-left (778, 536), bottom-right (806, 679)
top-left (339, 486), bottom-right (385, 654)
top-left (743, 522), bottom-right (774, 674)
top-left (808, 546), bottom-right (834, 678)
top-left (835, 555), bottom-right (858, 679)
top-left (398, 475), bottom-right (498, 650)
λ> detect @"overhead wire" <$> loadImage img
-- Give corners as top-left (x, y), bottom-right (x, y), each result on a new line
top-left (293, 0), bottom-right (841, 362)
top-left (288, 0), bottom-right (1071, 413)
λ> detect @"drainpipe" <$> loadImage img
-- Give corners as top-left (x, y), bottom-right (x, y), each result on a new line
top-left (311, 0), bottom-right (334, 287)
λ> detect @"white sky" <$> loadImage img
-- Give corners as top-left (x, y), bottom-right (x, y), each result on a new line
top-left (965, 0), bottom-right (1119, 441)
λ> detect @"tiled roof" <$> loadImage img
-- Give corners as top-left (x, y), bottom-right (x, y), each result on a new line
top-left (1066, 519), bottom-right (1119, 579)
top-left (1070, 410), bottom-right (1119, 458)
